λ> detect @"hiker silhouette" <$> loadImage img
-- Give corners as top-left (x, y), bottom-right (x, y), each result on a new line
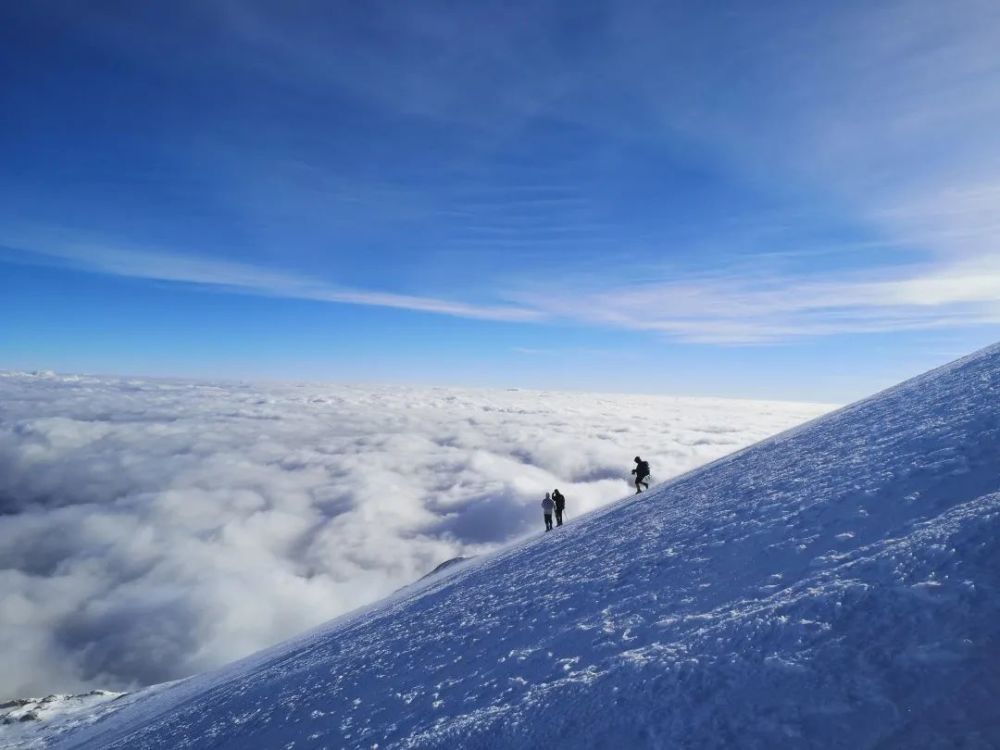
top-left (631, 456), bottom-right (650, 494)
top-left (552, 489), bottom-right (566, 526)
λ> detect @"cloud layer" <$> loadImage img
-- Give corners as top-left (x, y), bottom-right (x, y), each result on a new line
top-left (0, 371), bottom-right (831, 697)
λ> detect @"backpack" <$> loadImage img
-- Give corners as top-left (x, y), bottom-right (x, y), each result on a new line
top-left (637, 460), bottom-right (650, 477)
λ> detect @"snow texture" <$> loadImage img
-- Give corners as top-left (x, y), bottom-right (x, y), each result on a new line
top-left (0, 373), bottom-right (829, 697)
top-left (8, 342), bottom-right (1000, 749)
top-left (0, 692), bottom-right (122, 749)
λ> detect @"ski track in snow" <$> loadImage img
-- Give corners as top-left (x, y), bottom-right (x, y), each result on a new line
top-left (12, 343), bottom-right (1000, 748)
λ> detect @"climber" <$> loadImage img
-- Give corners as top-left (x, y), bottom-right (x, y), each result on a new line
top-left (541, 492), bottom-right (555, 531)
top-left (552, 488), bottom-right (566, 526)
top-left (632, 456), bottom-right (650, 494)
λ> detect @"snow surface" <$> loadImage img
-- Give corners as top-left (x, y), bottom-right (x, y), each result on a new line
top-left (13, 342), bottom-right (1000, 748)
top-left (0, 692), bottom-right (122, 749)
top-left (0, 372), bottom-right (829, 697)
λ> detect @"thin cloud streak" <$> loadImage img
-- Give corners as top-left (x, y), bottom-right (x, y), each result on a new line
top-left (523, 255), bottom-right (1000, 344)
top-left (4, 228), bottom-right (998, 343)
top-left (2, 235), bottom-right (541, 323)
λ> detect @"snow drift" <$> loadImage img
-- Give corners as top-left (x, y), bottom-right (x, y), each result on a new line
top-left (19, 343), bottom-right (1000, 748)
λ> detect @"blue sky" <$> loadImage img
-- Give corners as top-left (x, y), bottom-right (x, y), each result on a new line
top-left (1, 1), bottom-right (998, 401)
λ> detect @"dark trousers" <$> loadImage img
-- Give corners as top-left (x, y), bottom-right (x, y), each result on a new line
top-left (635, 476), bottom-right (649, 493)
top-left (544, 514), bottom-right (553, 531)
top-left (555, 508), bottom-right (564, 526)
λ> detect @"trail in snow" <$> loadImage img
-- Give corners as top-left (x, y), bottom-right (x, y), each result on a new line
top-left (14, 343), bottom-right (1000, 749)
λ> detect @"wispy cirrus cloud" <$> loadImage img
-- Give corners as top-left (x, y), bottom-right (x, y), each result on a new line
top-left (7, 2), bottom-right (998, 349)
top-left (546, 0), bottom-right (1000, 344)
top-left (0, 233), bottom-right (540, 323)
top-left (218, 1), bottom-right (1000, 344)
top-left (4, 226), bottom-right (998, 344)
top-left (519, 254), bottom-right (1000, 344)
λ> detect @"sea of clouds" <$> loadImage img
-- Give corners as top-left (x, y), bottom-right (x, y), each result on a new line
top-left (0, 371), bottom-right (833, 698)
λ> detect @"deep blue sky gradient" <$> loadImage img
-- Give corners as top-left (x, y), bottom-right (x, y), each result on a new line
top-left (2, 1), bottom-right (998, 400)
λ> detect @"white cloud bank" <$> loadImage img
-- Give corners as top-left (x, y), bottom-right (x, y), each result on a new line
top-left (0, 371), bottom-right (832, 698)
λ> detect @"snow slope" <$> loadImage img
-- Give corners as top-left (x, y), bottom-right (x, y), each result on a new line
top-left (30, 343), bottom-right (1000, 748)
top-left (0, 692), bottom-right (122, 749)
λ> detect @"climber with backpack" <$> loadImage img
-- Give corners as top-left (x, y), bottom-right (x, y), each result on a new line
top-left (552, 489), bottom-right (566, 526)
top-left (632, 456), bottom-right (650, 494)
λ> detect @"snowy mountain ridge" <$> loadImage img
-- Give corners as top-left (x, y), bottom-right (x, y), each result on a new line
top-left (11, 342), bottom-right (1000, 749)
